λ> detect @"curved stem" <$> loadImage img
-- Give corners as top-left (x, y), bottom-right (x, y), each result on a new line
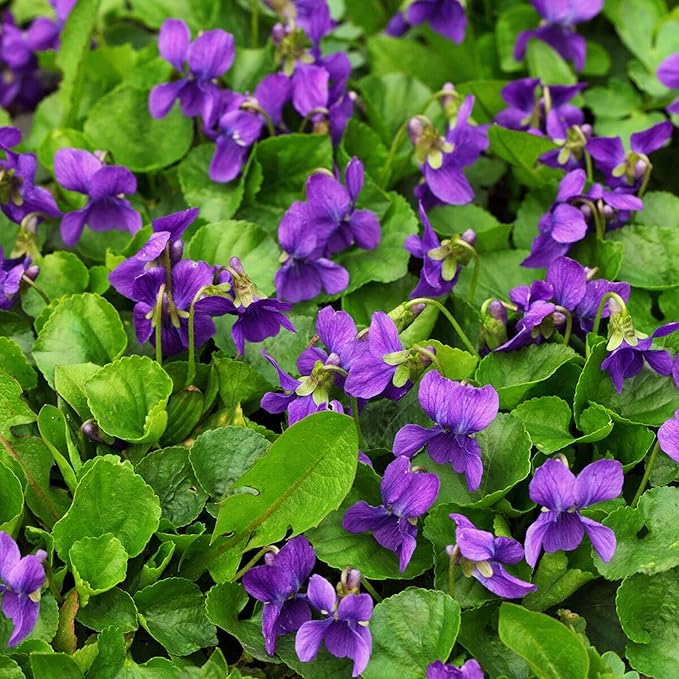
top-left (153, 284), bottom-right (166, 366)
top-left (447, 556), bottom-right (456, 598)
top-left (22, 276), bottom-right (50, 305)
top-left (631, 441), bottom-right (660, 508)
top-left (467, 250), bottom-right (480, 304)
top-left (186, 286), bottom-right (210, 388)
top-left (350, 397), bottom-right (365, 451)
top-left (360, 577), bottom-right (383, 603)
top-left (584, 150), bottom-right (593, 184)
top-left (231, 546), bottom-right (271, 582)
top-left (638, 163), bottom-right (652, 198)
top-left (554, 305), bottom-right (573, 346)
top-left (407, 297), bottom-right (479, 358)
top-left (250, 0), bottom-right (259, 47)
top-left (413, 345), bottom-right (444, 374)
top-left (591, 291), bottom-right (628, 339)
top-left (298, 107), bottom-right (329, 132)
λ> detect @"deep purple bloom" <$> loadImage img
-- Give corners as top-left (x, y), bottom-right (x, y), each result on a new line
top-left (601, 321), bottom-right (679, 393)
top-left (449, 514), bottom-right (537, 599)
top-left (0, 532), bottom-right (46, 647)
top-left (265, 0), bottom-right (335, 47)
top-left (659, 410), bottom-right (679, 464)
top-left (411, 96), bottom-right (488, 206)
top-left (342, 456), bottom-right (440, 572)
top-left (344, 312), bottom-right (426, 400)
top-left (405, 202), bottom-right (476, 298)
top-left (514, 0), bottom-right (604, 71)
top-left (242, 536), bottom-right (315, 655)
top-left (657, 53), bottom-right (679, 114)
top-left (149, 19), bottom-right (235, 121)
top-left (525, 458), bottom-right (622, 567)
top-left (0, 249), bottom-right (36, 311)
top-left (406, 0), bottom-right (467, 43)
top-left (574, 277), bottom-right (630, 334)
top-left (54, 148), bottom-right (141, 246)
top-left (295, 574), bottom-right (373, 677)
top-left (587, 121), bottom-right (673, 189)
top-left (275, 202), bottom-right (350, 303)
top-left (109, 208), bottom-right (199, 299)
top-left (393, 371), bottom-right (499, 491)
top-left (0, 127), bottom-right (60, 225)
top-left (427, 659), bottom-right (484, 678)
top-left (385, 12), bottom-right (410, 37)
top-left (494, 79), bottom-right (585, 134)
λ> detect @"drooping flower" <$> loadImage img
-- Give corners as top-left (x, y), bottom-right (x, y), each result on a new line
top-left (0, 248), bottom-right (38, 311)
top-left (149, 18), bottom-right (235, 121)
top-left (53, 148), bottom-right (141, 246)
top-left (658, 410), bottom-right (679, 464)
top-left (587, 121), bottom-right (673, 189)
top-left (514, 0), bottom-right (604, 71)
top-left (342, 456), bottom-right (440, 572)
top-left (448, 514), bottom-right (537, 599)
top-left (295, 574), bottom-right (373, 677)
top-left (265, 0), bottom-right (335, 49)
top-left (344, 312), bottom-right (433, 401)
top-left (657, 53), bottom-right (679, 115)
top-left (242, 536), bottom-right (316, 655)
top-left (406, 0), bottom-right (467, 43)
top-left (525, 458), bottom-right (623, 567)
top-left (427, 658), bottom-right (485, 678)
top-left (393, 371), bottom-right (498, 491)
top-left (0, 532), bottom-right (47, 647)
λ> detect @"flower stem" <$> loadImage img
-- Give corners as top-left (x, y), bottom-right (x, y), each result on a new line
top-left (22, 275), bottom-right (50, 305)
top-left (153, 284), bottom-right (165, 366)
top-left (231, 546), bottom-right (270, 582)
top-left (467, 250), bottom-right (480, 304)
top-left (360, 577), bottom-right (383, 603)
top-left (631, 441), bottom-right (660, 508)
top-left (350, 397), bottom-right (365, 450)
top-left (638, 164), bottom-right (652, 198)
top-left (585, 150), bottom-right (593, 184)
top-left (407, 297), bottom-right (479, 358)
top-left (448, 557), bottom-right (456, 598)
top-left (591, 291), bottom-right (628, 339)
top-left (250, 0), bottom-right (259, 47)
top-left (414, 345), bottom-right (445, 374)
top-left (554, 305), bottom-right (573, 346)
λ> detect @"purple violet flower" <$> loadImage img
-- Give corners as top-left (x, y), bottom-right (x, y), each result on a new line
top-left (448, 514), bottom-right (537, 598)
top-left (406, 0), bottom-right (467, 44)
top-left (242, 535), bottom-right (315, 655)
top-left (149, 18), bottom-right (235, 122)
top-left (587, 121), bottom-right (673, 189)
top-left (385, 12), bottom-right (410, 37)
top-left (405, 202), bottom-right (476, 299)
top-left (657, 53), bottom-right (679, 114)
top-left (295, 574), bottom-right (373, 677)
top-left (0, 248), bottom-right (38, 311)
top-left (658, 410), bottom-right (679, 464)
top-left (54, 148), bottom-right (141, 247)
top-left (601, 321), bottom-right (679, 393)
top-left (427, 659), bottom-right (484, 678)
top-left (393, 371), bottom-right (499, 491)
top-left (0, 532), bottom-right (47, 647)
top-left (525, 458), bottom-right (622, 566)
top-left (342, 456), bottom-right (440, 572)
top-left (514, 0), bottom-right (604, 71)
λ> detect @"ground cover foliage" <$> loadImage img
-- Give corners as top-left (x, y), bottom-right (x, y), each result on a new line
top-left (1, 0), bottom-right (679, 677)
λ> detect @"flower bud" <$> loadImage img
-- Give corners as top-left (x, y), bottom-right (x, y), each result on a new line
top-left (407, 116), bottom-right (426, 145)
top-left (387, 301), bottom-right (424, 332)
top-left (480, 299), bottom-right (507, 350)
top-left (24, 264), bottom-right (40, 281)
top-left (337, 567), bottom-right (362, 596)
top-left (169, 240), bottom-right (184, 264)
top-left (461, 228), bottom-right (477, 247)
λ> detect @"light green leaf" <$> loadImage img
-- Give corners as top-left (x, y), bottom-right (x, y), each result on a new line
top-left (0, 459), bottom-right (24, 534)
top-left (0, 337), bottom-right (37, 391)
top-left (0, 369), bottom-right (36, 437)
top-left (76, 588), bottom-right (138, 633)
top-left (70, 534), bottom-right (128, 606)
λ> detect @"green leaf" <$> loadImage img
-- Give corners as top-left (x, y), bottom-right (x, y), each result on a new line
top-left (136, 446), bottom-right (207, 528)
top-left (522, 552), bottom-right (596, 612)
top-left (138, 541), bottom-right (176, 589)
top-left (608, 224), bottom-right (679, 289)
top-left (178, 144), bottom-right (246, 222)
top-left (595, 486), bottom-right (679, 580)
top-left (306, 464), bottom-right (433, 580)
top-left (336, 192), bottom-right (416, 295)
top-left (70, 534), bottom-right (128, 606)
top-left (250, 134), bottom-right (333, 209)
top-left (498, 603), bottom-right (590, 679)
top-left (85, 355), bottom-right (173, 444)
top-left (33, 293), bottom-right (127, 388)
top-left (76, 587), bottom-right (139, 633)
top-left (37, 404), bottom-right (80, 493)
top-left (476, 343), bottom-right (582, 409)
top-left (428, 204), bottom-right (510, 252)
top-left (53, 362), bottom-right (100, 420)
top-left (30, 654), bottom-right (84, 679)
top-left (635, 191), bottom-right (679, 229)
top-left (616, 566), bottom-right (679, 678)
top-left (526, 40), bottom-right (576, 85)
top-left (0, 459), bottom-right (24, 533)
top-left (496, 5), bottom-right (539, 72)
top-left (416, 413), bottom-right (532, 507)
top-left (56, 0), bottom-right (101, 125)
top-left (134, 578), bottom-right (217, 657)
top-left (84, 85), bottom-right (193, 172)
top-left (52, 455), bottom-right (161, 561)
top-left (213, 411), bottom-right (358, 550)
top-left (212, 356), bottom-right (273, 410)
top-left (22, 252), bottom-right (89, 318)
top-left (0, 337), bottom-right (37, 391)
top-left (186, 220), bottom-right (279, 296)
top-left (583, 79), bottom-right (642, 120)
top-left (0, 656), bottom-right (26, 678)
top-left (363, 589), bottom-right (461, 679)
top-left (189, 427), bottom-right (270, 501)
top-left (513, 396), bottom-right (575, 453)
top-left (426, 343), bottom-right (478, 381)
top-left (0, 369), bottom-right (36, 437)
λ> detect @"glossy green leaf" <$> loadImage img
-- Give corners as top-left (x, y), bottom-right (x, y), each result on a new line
top-left (0, 337), bottom-right (37, 391)
top-left (0, 369), bottom-right (36, 437)
top-left (0, 459), bottom-right (24, 534)
top-left (70, 534), bottom-right (128, 605)
top-left (76, 588), bottom-right (139, 633)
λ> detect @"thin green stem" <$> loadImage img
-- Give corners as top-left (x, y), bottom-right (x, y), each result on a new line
top-left (186, 286), bottom-right (209, 388)
top-left (154, 284), bottom-right (165, 367)
top-left (447, 556), bottom-right (455, 598)
top-left (360, 577), bottom-right (383, 603)
top-left (638, 164), bottom-right (652, 198)
top-left (467, 251), bottom-right (480, 304)
top-left (584, 150), bottom-right (593, 184)
top-left (414, 345), bottom-right (445, 374)
top-left (407, 297), bottom-right (479, 358)
top-left (555, 306), bottom-right (573, 346)
top-left (298, 107), bottom-right (328, 132)
top-left (591, 291), bottom-right (627, 339)
top-left (250, 0), bottom-right (259, 47)
top-left (631, 441), bottom-right (660, 508)
top-left (350, 397), bottom-right (365, 450)
top-left (22, 276), bottom-right (50, 305)
top-left (231, 547), bottom-right (271, 582)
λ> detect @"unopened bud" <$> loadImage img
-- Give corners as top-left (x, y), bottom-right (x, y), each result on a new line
top-left (24, 264), bottom-right (40, 281)
top-left (634, 158), bottom-right (648, 178)
top-left (169, 240), bottom-right (184, 264)
top-left (272, 22), bottom-right (287, 45)
top-left (407, 116), bottom-right (426, 145)
top-left (388, 301), bottom-right (424, 332)
top-left (461, 229), bottom-right (476, 247)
